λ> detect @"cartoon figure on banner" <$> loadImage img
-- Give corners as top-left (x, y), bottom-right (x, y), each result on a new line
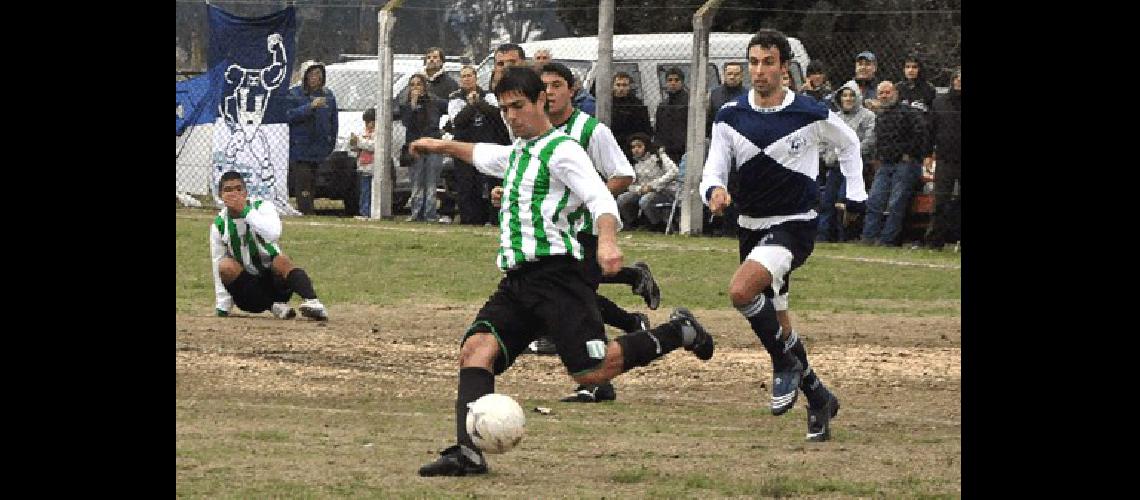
top-left (216, 33), bottom-right (288, 199)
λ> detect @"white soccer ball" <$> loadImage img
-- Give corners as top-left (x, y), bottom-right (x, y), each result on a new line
top-left (465, 393), bottom-right (526, 454)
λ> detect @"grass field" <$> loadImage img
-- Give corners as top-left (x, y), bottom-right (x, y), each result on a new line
top-left (176, 209), bottom-right (961, 498)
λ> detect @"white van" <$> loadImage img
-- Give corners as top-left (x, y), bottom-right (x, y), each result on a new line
top-left (475, 32), bottom-right (811, 127)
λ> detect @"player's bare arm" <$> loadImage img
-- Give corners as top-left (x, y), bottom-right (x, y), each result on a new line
top-left (594, 213), bottom-right (623, 276)
top-left (408, 137), bottom-right (476, 165)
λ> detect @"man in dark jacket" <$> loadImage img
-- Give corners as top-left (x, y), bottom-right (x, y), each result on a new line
top-left (707, 62), bottom-right (747, 137)
top-left (447, 66), bottom-right (510, 225)
top-left (654, 67), bottom-right (689, 164)
top-left (860, 81), bottom-right (930, 246)
top-left (924, 69), bottom-right (961, 250)
top-left (896, 54), bottom-right (938, 114)
top-left (423, 47), bottom-right (459, 101)
top-left (799, 61), bottom-right (832, 104)
top-left (286, 61), bottom-right (338, 215)
top-left (610, 72), bottom-right (653, 157)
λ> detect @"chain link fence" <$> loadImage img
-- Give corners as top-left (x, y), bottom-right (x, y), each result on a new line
top-left (177, 0), bottom-right (959, 243)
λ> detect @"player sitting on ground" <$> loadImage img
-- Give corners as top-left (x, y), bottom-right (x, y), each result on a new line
top-left (210, 170), bottom-right (328, 321)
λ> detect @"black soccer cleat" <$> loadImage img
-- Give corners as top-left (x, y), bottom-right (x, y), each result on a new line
top-left (633, 312), bottom-right (650, 332)
top-left (770, 357), bottom-right (804, 416)
top-left (806, 392), bottom-right (841, 442)
top-left (418, 444), bottom-right (488, 477)
top-left (669, 307), bottom-right (714, 361)
top-left (632, 261), bottom-right (661, 310)
top-left (560, 382), bottom-right (617, 403)
top-left (533, 336), bottom-right (558, 355)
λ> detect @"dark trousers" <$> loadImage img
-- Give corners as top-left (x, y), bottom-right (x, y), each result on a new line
top-left (289, 160), bottom-right (319, 215)
top-left (926, 160), bottom-right (961, 246)
top-left (454, 161), bottom-right (490, 225)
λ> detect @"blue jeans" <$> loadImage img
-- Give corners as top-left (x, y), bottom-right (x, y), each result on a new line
top-left (358, 172), bottom-right (372, 217)
top-left (861, 162), bottom-right (921, 245)
top-left (816, 167), bottom-right (847, 242)
top-left (408, 153), bottom-right (443, 221)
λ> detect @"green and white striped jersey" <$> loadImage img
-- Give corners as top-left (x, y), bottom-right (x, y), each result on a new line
top-left (209, 198), bottom-right (284, 311)
top-left (471, 127), bottom-right (621, 271)
top-left (555, 108), bottom-right (635, 235)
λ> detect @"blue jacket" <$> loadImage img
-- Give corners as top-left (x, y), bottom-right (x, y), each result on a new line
top-left (286, 63), bottom-right (338, 162)
top-left (572, 88), bottom-right (596, 116)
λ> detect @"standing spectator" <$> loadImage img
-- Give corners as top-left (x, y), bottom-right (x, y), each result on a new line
top-left (488, 43), bottom-right (527, 107)
top-left (610, 72), bottom-right (653, 154)
top-left (817, 83), bottom-right (876, 242)
top-left (423, 47), bottom-right (459, 101)
top-left (617, 132), bottom-right (680, 231)
top-left (448, 65), bottom-right (510, 225)
top-left (532, 47), bottom-right (552, 72)
top-left (705, 63), bottom-right (748, 237)
top-left (896, 54), bottom-right (938, 114)
top-left (396, 73), bottom-right (449, 222)
top-left (707, 62), bottom-right (747, 136)
top-left (286, 61), bottom-right (338, 215)
top-left (860, 81), bottom-right (930, 246)
top-left (845, 51), bottom-right (881, 112)
top-left (654, 67), bottom-right (689, 164)
top-left (799, 61), bottom-right (832, 104)
top-left (571, 78), bottom-right (596, 116)
top-left (348, 108), bottom-right (376, 219)
top-left (923, 68), bottom-right (961, 250)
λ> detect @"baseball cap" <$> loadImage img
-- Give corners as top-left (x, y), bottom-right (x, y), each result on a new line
top-left (855, 51), bottom-right (876, 62)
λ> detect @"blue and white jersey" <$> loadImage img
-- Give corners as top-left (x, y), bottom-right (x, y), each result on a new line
top-left (700, 89), bottom-right (867, 229)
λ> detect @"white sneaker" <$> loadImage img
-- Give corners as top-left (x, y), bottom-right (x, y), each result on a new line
top-left (438, 215), bottom-right (452, 224)
top-left (270, 302), bottom-right (296, 320)
top-left (299, 299), bottom-right (328, 320)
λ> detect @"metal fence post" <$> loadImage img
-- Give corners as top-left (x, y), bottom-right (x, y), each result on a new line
top-left (680, 0), bottom-right (722, 235)
top-left (595, 0), bottom-right (614, 126)
top-left (372, 0), bottom-right (402, 219)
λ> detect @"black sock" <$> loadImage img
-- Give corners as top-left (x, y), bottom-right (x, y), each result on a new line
top-left (598, 267), bottom-right (640, 287)
top-left (285, 268), bottom-right (318, 300)
top-left (786, 331), bottom-right (829, 408)
top-left (736, 295), bottom-right (797, 372)
top-left (456, 367), bottom-right (495, 454)
top-left (597, 296), bottom-right (641, 333)
top-left (615, 320), bottom-right (684, 371)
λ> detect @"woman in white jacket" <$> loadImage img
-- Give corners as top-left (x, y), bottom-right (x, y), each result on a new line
top-left (617, 132), bottom-right (680, 230)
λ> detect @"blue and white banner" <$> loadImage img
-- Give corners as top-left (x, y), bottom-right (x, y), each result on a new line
top-left (208, 5), bottom-right (297, 214)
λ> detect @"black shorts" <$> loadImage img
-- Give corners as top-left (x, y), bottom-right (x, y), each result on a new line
top-left (464, 255), bottom-right (607, 376)
top-left (224, 271), bottom-right (293, 313)
top-left (576, 232), bottom-right (602, 290)
top-left (737, 219), bottom-right (816, 300)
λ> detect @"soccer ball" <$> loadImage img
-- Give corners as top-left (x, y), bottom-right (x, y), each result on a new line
top-left (465, 393), bottom-right (526, 454)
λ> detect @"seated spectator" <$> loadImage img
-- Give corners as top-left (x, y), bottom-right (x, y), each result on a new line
top-left (616, 133), bottom-right (680, 231)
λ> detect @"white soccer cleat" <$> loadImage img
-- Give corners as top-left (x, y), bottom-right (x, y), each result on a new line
top-left (270, 302), bottom-right (296, 320)
top-left (299, 299), bottom-right (328, 320)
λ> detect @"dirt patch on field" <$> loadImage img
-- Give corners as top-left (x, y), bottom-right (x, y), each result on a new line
top-left (177, 303), bottom-right (961, 497)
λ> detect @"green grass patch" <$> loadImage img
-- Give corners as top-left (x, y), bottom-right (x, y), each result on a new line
top-left (176, 211), bottom-right (960, 315)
